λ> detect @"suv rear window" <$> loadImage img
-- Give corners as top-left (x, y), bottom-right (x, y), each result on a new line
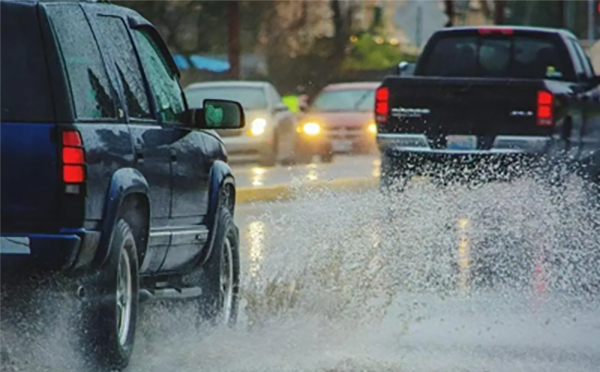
top-left (46, 4), bottom-right (117, 120)
top-left (1, 2), bottom-right (55, 123)
top-left (420, 33), bottom-right (575, 81)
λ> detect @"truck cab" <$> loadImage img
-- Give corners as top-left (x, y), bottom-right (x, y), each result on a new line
top-left (377, 26), bottom-right (600, 187)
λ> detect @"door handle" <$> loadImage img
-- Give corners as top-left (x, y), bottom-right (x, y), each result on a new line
top-left (135, 152), bottom-right (144, 163)
top-left (170, 149), bottom-right (177, 162)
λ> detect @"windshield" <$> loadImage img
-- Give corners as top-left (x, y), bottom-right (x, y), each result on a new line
top-left (311, 89), bottom-right (375, 112)
top-left (420, 34), bottom-right (575, 81)
top-left (185, 87), bottom-right (268, 110)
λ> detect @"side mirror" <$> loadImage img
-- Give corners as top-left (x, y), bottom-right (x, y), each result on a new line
top-left (274, 102), bottom-right (289, 113)
top-left (181, 99), bottom-right (245, 130)
top-left (398, 61), bottom-right (409, 74)
top-left (397, 61), bottom-right (415, 76)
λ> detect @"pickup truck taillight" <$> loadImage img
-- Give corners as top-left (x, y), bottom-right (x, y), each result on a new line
top-left (375, 86), bottom-right (389, 124)
top-left (537, 90), bottom-right (554, 127)
top-left (62, 130), bottom-right (85, 185)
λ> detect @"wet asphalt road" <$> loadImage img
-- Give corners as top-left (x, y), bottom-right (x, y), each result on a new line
top-left (229, 177), bottom-right (600, 372)
top-left (3, 156), bottom-right (600, 372)
top-left (231, 154), bottom-right (380, 189)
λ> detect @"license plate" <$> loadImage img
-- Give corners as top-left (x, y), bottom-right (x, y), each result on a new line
top-left (446, 135), bottom-right (477, 151)
top-left (332, 140), bottom-right (352, 152)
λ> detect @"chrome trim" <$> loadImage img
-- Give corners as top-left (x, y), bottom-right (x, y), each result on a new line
top-left (377, 133), bottom-right (551, 155)
top-left (377, 133), bottom-right (429, 148)
top-left (0, 237), bottom-right (31, 255)
top-left (491, 136), bottom-right (550, 153)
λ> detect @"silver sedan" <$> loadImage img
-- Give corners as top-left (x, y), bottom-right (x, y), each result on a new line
top-left (185, 81), bottom-right (302, 167)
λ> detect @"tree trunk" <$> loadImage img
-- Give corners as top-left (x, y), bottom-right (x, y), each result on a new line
top-left (494, 0), bottom-right (506, 25)
top-left (330, 0), bottom-right (346, 61)
top-left (228, 1), bottom-right (240, 79)
top-left (444, 0), bottom-right (454, 27)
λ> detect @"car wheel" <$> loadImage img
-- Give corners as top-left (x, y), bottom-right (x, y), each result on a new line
top-left (320, 151), bottom-right (334, 163)
top-left (291, 141), bottom-right (313, 165)
top-left (82, 218), bottom-right (139, 371)
top-left (198, 207), bottom-right (240, 326)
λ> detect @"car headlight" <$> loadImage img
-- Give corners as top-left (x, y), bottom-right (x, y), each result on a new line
top-left (367, 123), bottom-right (377, 134)
top-left (249, 118), bottom-right (267, 136)
top-left (302, 122), bottom-right (321, 136)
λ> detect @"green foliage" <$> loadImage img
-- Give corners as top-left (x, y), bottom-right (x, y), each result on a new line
top-left (342, 33), bottom-right (418, 71)
top-left (113, 1), bottom-right (269, 54)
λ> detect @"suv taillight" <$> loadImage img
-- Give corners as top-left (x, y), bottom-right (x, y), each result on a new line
top-left (375, 86), bottom-right (389, 125)
top-left (537, 90), bottom-right (554, 127)
top-left (62, 130), bottom-right (85, 184)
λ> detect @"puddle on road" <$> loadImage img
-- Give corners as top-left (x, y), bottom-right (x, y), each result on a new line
top-left (3, 175), bottom-right (600, 372)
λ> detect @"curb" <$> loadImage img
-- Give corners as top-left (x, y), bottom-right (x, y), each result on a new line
top-left (236, 177), bottom-right (379, 204)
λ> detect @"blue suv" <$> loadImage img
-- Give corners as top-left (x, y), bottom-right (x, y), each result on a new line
top-left (1, 1), bottom-right (244, 370)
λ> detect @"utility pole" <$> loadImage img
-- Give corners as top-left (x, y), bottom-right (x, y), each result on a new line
top-left (228, 1), bottom-right (240, 79)
top-left (588, 0), bottom-right (595, 46)
top-left (494, 0), bottom-right (506, 25)
top-left (444, 0), bottom-right (454, 27)
top-left (416, 3), bottom-right (423, 47)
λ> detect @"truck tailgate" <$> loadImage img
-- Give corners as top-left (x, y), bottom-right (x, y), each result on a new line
top-left (381, 77), bottom-right (552, 147)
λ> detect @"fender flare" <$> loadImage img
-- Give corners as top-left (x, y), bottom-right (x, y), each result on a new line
top-left (199, 160), bottom-right (236, 266)
top-left (94, 168), bottom-right (150, 267)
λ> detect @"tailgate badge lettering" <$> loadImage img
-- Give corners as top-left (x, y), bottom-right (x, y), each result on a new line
top-left (510, 110), bottom-right (533, 117)
top-left (391, 107), bottom-right (431, 118)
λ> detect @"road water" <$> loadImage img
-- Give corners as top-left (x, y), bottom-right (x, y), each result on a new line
top-left (2, 175), bottom-right (600, 372)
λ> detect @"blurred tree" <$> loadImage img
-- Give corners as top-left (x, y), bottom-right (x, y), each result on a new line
top-left (504, 0), bottom-right (599, 39)
top-left (342, 33), bottom-right (418, 70)
top-left (228, 1), bottom-right (240, 78)
top-left (114, 1), bottom-right (270, 55)
top-left (494, 0), bottom-right (506, 25)
top-left (444, 0), bottom-right (454, 27)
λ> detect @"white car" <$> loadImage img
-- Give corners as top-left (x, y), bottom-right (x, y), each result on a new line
top-left (185, 81), bottom-right (302, 166)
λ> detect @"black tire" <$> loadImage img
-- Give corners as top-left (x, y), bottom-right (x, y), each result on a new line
top-left (292, 142), bottom-right (313, 165)
top-left (260, 133), bottom-right (278, 167)
top-left (320, 151), bottom-right (334, 163)
top-left (82, 219), bottom-right (139, 371)
top-left (198, 207), bottom-right (240, 326)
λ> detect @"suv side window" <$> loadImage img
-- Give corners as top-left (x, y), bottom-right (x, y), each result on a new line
top-left (134, 30), bottom-right (185, 123)
top-left (96, 16), bottom-right (152, 120)
top-left (46, 4), bottom-right (116, 120)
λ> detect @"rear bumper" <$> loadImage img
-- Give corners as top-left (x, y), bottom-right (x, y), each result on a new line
top-left (1, 229), bottom-right (100, 272)
top-left (378, 134), bottom-right (550, 181)
top-left (377, 133), bottom-right (551, 155)
top-left (296, 134), bottom-right (330, 155)
top-left (323, 130), bottom-right (377, 153)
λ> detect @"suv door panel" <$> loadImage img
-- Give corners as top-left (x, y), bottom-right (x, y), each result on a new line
top-left (90, 11), bottom-right (173, 273)
top-left (132, 29), bottom-right (209, 273)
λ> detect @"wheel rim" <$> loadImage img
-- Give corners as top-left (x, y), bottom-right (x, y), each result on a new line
top-left (116, 247), bottom-right (133, 346)
top-left (220, 236), bottom-right (234, 323)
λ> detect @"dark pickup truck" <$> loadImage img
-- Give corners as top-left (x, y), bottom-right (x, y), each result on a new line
top-left (376, 26), bottom-right (600, 187)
